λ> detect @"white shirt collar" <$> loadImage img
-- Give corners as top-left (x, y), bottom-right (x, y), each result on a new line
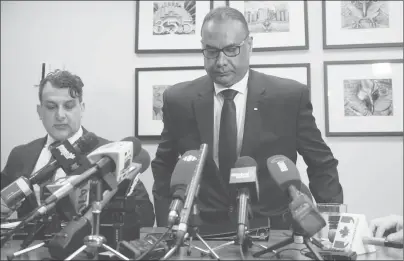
top-left (214, 70), bottom-right (249, 96)
top-left (45, 126), bottom-right (84, 147)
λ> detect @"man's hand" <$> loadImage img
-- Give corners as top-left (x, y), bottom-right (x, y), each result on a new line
top-left (370, 215), bottom-right (403, 243)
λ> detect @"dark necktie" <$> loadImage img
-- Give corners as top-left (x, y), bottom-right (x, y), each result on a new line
top-left (219, 89), bottom-right (238, 184)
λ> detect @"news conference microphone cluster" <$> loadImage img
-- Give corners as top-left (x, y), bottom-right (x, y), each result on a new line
top-left (139, 147), bottom-right (327, 261)
top-left (1, 132), bottom-right (151, 260)
top-left (122, 147), bottom-right (403, 261)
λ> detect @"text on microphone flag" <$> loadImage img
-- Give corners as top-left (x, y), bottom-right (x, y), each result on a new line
top-left (230, 166), bottom-right (256, 182)
top-left (56, 145), bottom-right (76, 160)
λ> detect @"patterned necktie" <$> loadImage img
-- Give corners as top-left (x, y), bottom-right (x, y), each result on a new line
top-left (219, 89), bottom-right (238, 184)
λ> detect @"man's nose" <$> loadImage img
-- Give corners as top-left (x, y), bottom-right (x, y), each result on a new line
top-left (216, 51), bottom-right (228, 67)
top-left (55, 107), bottom-right (67, 120)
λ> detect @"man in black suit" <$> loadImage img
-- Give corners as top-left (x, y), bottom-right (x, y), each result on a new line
top-left (0, 70), bottom-right (155, 233)
top-left (152, 7), bottom-right (343, 234)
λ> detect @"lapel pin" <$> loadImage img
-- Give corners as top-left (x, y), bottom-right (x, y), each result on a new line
top-left (254, 108), bottom-right (258, 111)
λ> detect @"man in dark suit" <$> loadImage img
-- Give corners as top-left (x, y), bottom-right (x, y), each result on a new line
top-left (1, 70), bottom-right (155, 234)
top-left (152, 7), bottom-right (343, 234)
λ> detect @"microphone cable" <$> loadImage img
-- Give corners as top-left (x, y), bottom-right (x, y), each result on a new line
top-left (239, 244), bottom-right (245, 260)
top-left (134, 224), bottom-right (173, 261)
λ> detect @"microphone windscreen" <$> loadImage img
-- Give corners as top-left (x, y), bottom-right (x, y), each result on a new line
top-left (133, 148), bottom-right (150, 173)
top-left (47, 217), bottom-right (92, 259)
top-left (72, 132), bottom-right (99, 154)
top-left (234, 156), bottom-right (258, 168)
top-left (231, 156), bottom-right (259, 202)
top-left (121, 136), bottom-right (142, 157)
top-left (266, 155), bottom-right (302, 194)
top-left (169, 150), bottom-right (199, 201)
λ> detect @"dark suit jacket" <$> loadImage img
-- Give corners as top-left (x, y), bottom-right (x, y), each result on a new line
top-left (152, 69), bottom-right (343, 231)
top-left (1, 127), bottom-right (155, 228)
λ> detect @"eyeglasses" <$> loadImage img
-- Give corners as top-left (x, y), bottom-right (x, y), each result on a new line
top-left (201, 35), bottom-right (250, 59)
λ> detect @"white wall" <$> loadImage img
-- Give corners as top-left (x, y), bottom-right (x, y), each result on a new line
top-left (1, 1), bottom-right (403, 222)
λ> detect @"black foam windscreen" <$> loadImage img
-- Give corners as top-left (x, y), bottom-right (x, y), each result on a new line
top-left (73, 132), bottom-right (99, 154)
top-left (47, 217), bottom-right (92, 259)
top-left (266, 155), bottom-right (302, 194)
top-left (234, 156), bottom-right (258, 168)
top-left (169, 150), bottom-right (200, 201)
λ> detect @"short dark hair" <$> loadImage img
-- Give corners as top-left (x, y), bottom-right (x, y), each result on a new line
top-left (38, 70), bottom-right (84, 103)
top-left (201, 6), bottom-right (249, 36)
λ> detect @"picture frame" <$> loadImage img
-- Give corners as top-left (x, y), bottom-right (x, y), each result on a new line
top-left (135, 64), bottom-right (311, 140)
top-left (226, 0), bottom-right (309, 51)
top-left (135, 1), bottom-right (213, 54)
top-left (322, 1), bottom-right (403, 49)
top-left (324, 59), bottom-right (403, 137)
top-left (251, 63), bottom-right (311, 95)
top-left (135, 66), bottom-right (206, 139)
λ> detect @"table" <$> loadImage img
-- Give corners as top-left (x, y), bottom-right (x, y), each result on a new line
top-left (1, 231), bottom-right (403, 260)
top-left (172, 231), bottom-right (403, 260)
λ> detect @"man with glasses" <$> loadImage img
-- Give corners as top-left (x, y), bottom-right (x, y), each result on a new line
top-left (152, 6), bottom-right (343, 234)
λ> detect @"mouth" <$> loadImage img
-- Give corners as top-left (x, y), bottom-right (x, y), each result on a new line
top-left (215, 72), bottom-right (230, 76)
top-left (53, 124), bottom-right (69, 130)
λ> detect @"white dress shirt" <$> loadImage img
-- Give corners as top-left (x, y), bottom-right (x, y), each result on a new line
top-left (213, 71), bottom-right (249, 169)
top-left (31, 126), bottom-right (84, 205)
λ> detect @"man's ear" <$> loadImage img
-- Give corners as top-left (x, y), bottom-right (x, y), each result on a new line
top-left (37, 104), bottom-right (42, 120)
top-left (249, 36), bottom-right (254, 53)
top-left (81, 102), bottom-right (85, 114)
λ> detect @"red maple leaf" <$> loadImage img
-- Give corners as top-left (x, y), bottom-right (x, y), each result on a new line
top-left (339, 226), bottom-right (350, 238)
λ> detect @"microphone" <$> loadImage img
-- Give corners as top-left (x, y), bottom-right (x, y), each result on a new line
top-left (47, 163), bottom-right (142, 260)
top-left (42, 138), bottom-right (137, 207)
top-left (167, 150), bottom-right (200, 228)
top-left (49, 139), bottom-right (93, 177)
top-left (267, 155), bottom-right (326, 237)
top-left (31, 132), bottom-right (99, 184)
top-left (0, 132), bottom-right (99, 212)
top-left (23, 138), bottom-right (137, 223)
top-left (229, 156), bottom-right (259, 246)
top-left (122, 137), bottom-right (143, 158)
top-left (1, 138), bottom-right (139, 248)
top-left (175, 144), bottom-right (208, 246)
top-left (328, 229), bottom-right (403, 249)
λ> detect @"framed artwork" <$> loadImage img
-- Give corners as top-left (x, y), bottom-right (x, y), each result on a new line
top-left (226, 0), bottom-right (309, 51)
top-left (135, 1), bottom-right (213, 54)
top-left (251, 63), bottom-right (310, 91)
top-left (324, 59), bottom-right (403, 137)
top-left (135, 64), bottom-right (311, 139)
top-left (135, 66), bottom-right (206, 139)
top-left (322, 1), bottom-right (403, 49)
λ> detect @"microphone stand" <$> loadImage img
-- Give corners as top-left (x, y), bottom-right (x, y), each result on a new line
top-left (252, 226), bottom-right (324, 260)
top-left (64, 178), bottom-right (130, 261)
top-left (200, 192), bottom-right (268, 259)
top-left (161, 203), bottom-right (220, 260)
